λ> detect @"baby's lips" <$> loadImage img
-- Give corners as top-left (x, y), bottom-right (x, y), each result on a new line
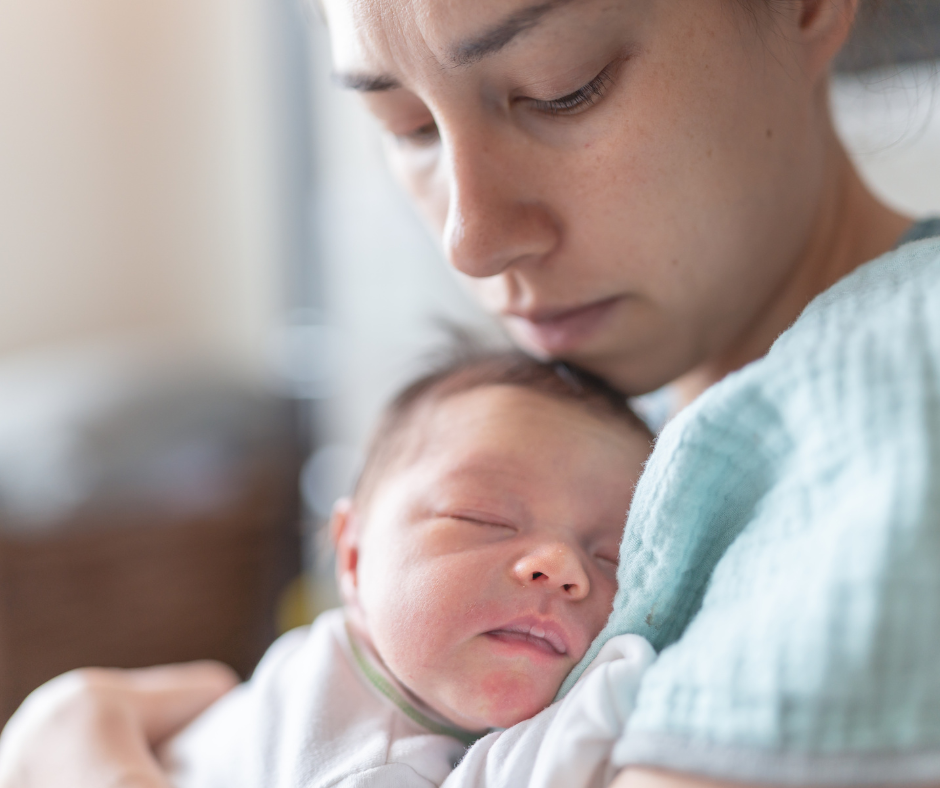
top-left (484, 616), bottom-right (572, 656)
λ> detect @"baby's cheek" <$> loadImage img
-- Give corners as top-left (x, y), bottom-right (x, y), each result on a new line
top-left (374, 569), bottom-right (469, 672)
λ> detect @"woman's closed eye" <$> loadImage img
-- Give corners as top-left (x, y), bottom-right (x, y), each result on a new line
top-left (391, 61), bottom-right (621, 145)
top-left (520, 65), bottom-right (615, 117)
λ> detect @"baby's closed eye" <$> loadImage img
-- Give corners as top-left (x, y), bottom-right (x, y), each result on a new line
top-left (591, 551), bottom-right (620, 579)
top-left (440, 510), bottom-right (518, 530)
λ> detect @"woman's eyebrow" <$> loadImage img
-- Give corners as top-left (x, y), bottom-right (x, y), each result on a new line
top-left (332, 0), bottom-right (576, 92)
top-left (332, 71), bottom-right (400, 92)
top-left (450, 0), bottom-right (574, 66)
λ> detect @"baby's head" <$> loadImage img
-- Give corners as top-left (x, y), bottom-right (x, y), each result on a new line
top-left (330, 350), bottom-right (651, 732)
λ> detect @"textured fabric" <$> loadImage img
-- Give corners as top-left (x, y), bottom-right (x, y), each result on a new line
top-left (159, 610), bottom-right (467, 788)
top-left (559, 230), bottom-right (940, 784)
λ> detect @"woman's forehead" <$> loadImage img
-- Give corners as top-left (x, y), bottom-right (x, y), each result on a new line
top-left (322, 0), bottom-right (605, 78)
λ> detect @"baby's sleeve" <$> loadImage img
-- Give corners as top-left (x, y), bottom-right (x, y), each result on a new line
top-left (159, 682), bottom-right (259, 788)
top-left (440, 706), bottom-right (560, 788)
top-left (158, 627), bottom-right (311, 788)
top-left (331, 763), bottom-right (442, 788)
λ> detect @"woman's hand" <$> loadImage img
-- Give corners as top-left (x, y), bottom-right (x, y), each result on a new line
top-left (610, 769), bottom-right (730, 788)
top-left (609, 768), bottom-right (940, 788)
top-left (0, 661), bottom-right (238, 788)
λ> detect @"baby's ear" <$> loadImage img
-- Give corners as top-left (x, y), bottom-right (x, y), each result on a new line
top-left (330, 497), bottom-right (360, 607)
top-left (329, 496), bottom-right (355, 545)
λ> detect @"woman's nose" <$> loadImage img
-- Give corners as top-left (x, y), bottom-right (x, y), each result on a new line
top-left (512, 543), bottom-right (590, 601)
top-left (441, 132), bottom-right (560, 279)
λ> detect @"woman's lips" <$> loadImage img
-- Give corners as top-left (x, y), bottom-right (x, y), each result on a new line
top-left (503, 296), bottom-right (621, 355)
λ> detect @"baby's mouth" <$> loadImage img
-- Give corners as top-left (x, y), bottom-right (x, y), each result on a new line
top-left (484, 623), bottom-right (568, 656)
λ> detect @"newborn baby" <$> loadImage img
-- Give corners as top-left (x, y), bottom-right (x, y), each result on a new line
top-left (160, 351), bottom-right (654, 788)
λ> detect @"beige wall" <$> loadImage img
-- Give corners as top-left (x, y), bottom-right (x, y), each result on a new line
top-left (0, 0), bottom-right (286, 372)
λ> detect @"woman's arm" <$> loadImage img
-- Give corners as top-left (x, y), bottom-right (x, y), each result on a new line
top-left (611, 769), bottom-right (740, 788)
top-left (611, 769), bottom-right (940, 788)
top-left (0, 662), bottom-right (237, 788)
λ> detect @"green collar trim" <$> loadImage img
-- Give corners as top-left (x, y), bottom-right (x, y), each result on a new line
top-left (347, 629), bottom-right (487, 748)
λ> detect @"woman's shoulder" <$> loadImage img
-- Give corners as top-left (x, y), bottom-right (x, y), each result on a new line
top-left (769, 230), bottom-right (940, 374)
top-left (684, 228), bottom-right (940, 457)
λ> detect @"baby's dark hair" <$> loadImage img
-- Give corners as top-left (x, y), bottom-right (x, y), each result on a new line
top-left (351, 345), bottom-right (653, 507)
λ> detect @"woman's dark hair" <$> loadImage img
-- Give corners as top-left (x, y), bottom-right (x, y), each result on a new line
top-left (752, 0), bottom-right (939, 72)
top-left (835, 1), bottom-right (940, 72)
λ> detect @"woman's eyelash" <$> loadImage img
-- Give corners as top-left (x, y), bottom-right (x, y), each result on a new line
top-left (394, 64), bottom-right (617, 143)
top-left (528, 68), bottom-right (614, 116)
top-left (394, 64), bottom-right (616, 143)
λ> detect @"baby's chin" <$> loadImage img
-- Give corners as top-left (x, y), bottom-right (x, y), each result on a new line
top-left (441, 672), bottom-right (563, 730)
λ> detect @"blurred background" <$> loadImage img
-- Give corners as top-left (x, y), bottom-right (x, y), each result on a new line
top-left (0, 0), bottom-right (938, 726)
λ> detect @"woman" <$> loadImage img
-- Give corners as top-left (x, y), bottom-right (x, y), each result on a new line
top-left (2, 0), bottom-right (939, 785)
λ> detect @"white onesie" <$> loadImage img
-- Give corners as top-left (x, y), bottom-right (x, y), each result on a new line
top-left (160, 609), bottom-right (655, 788)
top-left (160, 609), bottom-right (473, 788)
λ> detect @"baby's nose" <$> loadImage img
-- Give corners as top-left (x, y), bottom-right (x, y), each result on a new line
top-left (513, 543), bottom-right (590, 601)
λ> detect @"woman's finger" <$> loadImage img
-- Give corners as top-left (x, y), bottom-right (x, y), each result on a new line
top-left (0, 661), bottom-right (238, 788)
top-left (116, 661), bottom-right (240, 743)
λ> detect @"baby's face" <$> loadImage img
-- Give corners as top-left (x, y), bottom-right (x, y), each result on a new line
top-left (334, 385), bottom-right (649, 731)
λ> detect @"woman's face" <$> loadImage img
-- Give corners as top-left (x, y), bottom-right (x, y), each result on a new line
top-left (323, 0), bottom-right (834, 393)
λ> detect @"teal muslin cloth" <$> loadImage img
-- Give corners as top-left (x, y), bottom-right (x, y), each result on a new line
top-left (561, 230), bottom-right (940, 784)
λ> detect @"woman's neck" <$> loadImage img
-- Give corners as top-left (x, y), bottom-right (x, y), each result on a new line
top-left (672, 137), bottom-right (913, 411)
